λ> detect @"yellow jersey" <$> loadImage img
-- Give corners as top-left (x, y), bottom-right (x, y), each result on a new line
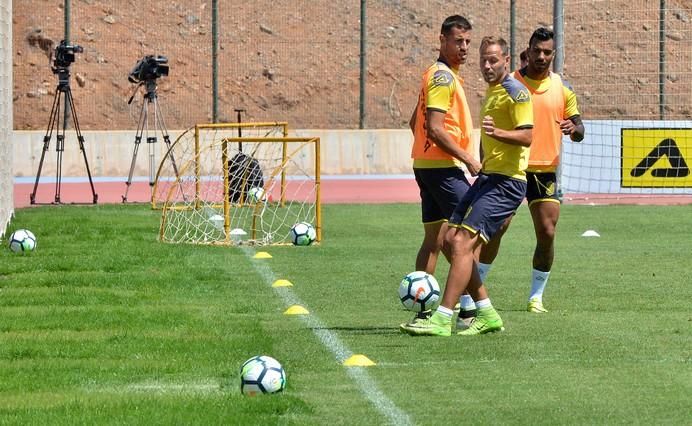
top-left (480, 74), bottom-right (534, 180)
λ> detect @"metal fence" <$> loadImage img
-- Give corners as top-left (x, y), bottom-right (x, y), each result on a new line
top-left (11, 0), bottom-right (691, 132)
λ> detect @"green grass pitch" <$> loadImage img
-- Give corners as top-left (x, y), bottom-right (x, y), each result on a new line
top-left (1, 203), bottom-right (690, 424)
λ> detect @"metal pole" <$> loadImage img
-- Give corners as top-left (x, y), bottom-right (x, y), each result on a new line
top-left (64, 0), bottom-right (70, 42)
top-left (659, 0), bottom-right (666, 120)
top-left (552, 0), bottom-right (564, 73)
top-left (510, 0), bottom-right (517, 70)
top-left (359, 0), bottom-right (366, 129)
top-left (553, 0), bottom-right (564, 200)
top-left (212, 0), bottom-right (219, 123)
top-left (63, 0), bottom-right (70, 131)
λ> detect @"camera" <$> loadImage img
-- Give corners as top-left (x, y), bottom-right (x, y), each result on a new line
top-left (52, 40), bottom-right (83, 70)
top-left (128, 55), bottom-right (169, 83)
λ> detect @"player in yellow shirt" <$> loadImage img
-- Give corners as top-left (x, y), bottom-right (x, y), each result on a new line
top-left (404, 15), bottom-right (481, 328)
top-left (478, 27), bottom-right (585, 313)
top-left (402, 36), bottom-right (533, 336)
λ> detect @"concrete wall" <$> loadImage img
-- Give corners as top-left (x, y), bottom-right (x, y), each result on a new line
top-left (12, 129), bottom-right (481, 178)
top-left (1, 0), bottom-right (13, 236)
top-left (13, 122), bottom-right (692, 196)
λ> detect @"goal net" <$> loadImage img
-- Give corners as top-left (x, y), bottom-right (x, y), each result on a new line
top-left (155, 122), bottom-right (321, 246)
top-left (0, 2), bottom-right (13, 238)
top-left (562, 1), bottom-right (692, 201)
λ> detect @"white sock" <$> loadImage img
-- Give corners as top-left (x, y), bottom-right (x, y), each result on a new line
top-left (436, 305), bottom-right (454, 318)
top-left (529, 269), bottom-right (550, 301)
top-left (477, 262), bottom-right (492, 283)
top-left (459, 294), bottom-right (476, 311)
top-left (475, 298), bottom-right (492, 309)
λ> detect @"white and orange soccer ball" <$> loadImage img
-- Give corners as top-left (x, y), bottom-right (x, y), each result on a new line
top-left (398, 271), bottom-right (440, 312)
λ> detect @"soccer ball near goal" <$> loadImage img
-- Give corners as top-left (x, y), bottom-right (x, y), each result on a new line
top-left (240, 355), bottom-right (287, 396)
top-left (8, 229), bottom-right (37, 254)
top-left (247, 186), bottom-right (266, 203)
top-left (398, 271), bottom-right (440, 312)
top-left (289, 222), bottom-right (316, 246)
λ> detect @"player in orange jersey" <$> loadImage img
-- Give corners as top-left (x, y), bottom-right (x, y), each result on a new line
top-left (404, 15), bottom-right (481, 329)
top-left (478, 27), bottom-right (585, 313)
top-left (401, 36), bottom-right (533, 337)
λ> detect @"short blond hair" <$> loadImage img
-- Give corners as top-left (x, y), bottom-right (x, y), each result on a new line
top-left (479, 36), bottom-right (509, 56)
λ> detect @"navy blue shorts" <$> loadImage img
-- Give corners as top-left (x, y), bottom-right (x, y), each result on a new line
top-left (449, 173), bottom-right (527, 243)
top-left (525, 172), bottom-right (560, 205)
top-left (414, 168), bottom-right (471, 224)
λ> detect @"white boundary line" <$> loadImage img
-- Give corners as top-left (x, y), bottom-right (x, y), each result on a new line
top-left (241, 246), bottom-right (412, 426)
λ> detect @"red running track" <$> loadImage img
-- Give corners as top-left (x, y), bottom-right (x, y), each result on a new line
top-left (13, 178), bottom-right (422, 208)
top-left (13, 179), bottom-right (692, 208)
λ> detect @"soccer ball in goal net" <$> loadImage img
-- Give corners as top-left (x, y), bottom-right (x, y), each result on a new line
top-left (154, 122), bottom-right (320, 246)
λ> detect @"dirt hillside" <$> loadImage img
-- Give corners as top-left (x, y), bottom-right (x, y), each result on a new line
top-left (12, 1), bottom-right (691, 130)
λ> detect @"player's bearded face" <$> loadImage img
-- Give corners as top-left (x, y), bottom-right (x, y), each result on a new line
top-left (529, 39), bottom-right (555, 74)
top-left (441, 28), bottom-right (471, 67)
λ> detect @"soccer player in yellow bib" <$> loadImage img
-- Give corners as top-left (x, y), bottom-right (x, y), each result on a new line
top-left (402, 36), bottom-right (533, 336)
top-left (404, 15), bottom-right (481, 329)
top-left (478, 27), bottom-right (585, 314)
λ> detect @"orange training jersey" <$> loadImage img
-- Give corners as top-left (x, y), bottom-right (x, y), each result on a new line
top-left (411, 60), bottom-right (474, 168)
top-left (513, 70), bottom-right (580, 172)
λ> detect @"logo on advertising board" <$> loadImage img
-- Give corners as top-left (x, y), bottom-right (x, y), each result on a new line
top-left (621, 129), bottom-right (691, 187)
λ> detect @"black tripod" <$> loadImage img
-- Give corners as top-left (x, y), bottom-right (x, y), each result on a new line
top-left (30, 66), bottom-right (98, 205)
top-left (122, 79), bottom-right (179, 202)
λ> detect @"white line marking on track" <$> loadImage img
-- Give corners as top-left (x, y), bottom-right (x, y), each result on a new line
top-left (241, 246), bottom-right (412, 426)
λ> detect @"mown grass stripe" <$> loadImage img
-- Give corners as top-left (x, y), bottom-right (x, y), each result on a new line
top-left (240, 246), bottom-right (412, 426)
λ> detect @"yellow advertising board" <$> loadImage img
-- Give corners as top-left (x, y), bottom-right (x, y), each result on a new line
top-left (621, 128), bottom-right (692, 187)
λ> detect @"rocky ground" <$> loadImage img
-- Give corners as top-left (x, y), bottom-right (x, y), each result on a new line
top-left (12, 0), bottom-right (691, 131)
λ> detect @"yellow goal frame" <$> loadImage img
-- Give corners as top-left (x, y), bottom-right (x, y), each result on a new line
top-left (155, 122), bottom-right (321, 245)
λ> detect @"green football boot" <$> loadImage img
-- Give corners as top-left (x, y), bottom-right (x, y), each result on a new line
top-left (399, 310), bottom-right (431, 333)
top-left (527, 298), bottom-right (548, 313)
top-left (456, 309), bottom-right (477, 331)
top-left (400, 311), bottom-right (452, 337)
top-left (457, 307), bottom-right (504, 335)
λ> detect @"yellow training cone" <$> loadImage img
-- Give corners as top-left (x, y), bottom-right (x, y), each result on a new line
top-left (284, 305), bottom-right (309, 315)
top-left (343, 354), bottom-right (376, 367)
top-left (253, 251), bottom-right (272, 259)
top-left (272, 279), bottom-right (293, 287)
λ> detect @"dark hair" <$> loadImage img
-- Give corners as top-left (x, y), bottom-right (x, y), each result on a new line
top-left (441, 15), bottom-right (472, 35)
top-left (529, 27), bottom-right (554, 47)
top-left (480, 36), bottom-right (509, 56)
top-left (519, 49), bottom-right (528, 61)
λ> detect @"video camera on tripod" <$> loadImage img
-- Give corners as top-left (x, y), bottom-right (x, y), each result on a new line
top-left (31, 39), bottom-right (98, 205)
top-left (128, 55), bottom-right (169, 83)
top-left (122, 54), bottom-right (179, 203)
top-left (52, 40), bottom-right (83, 72)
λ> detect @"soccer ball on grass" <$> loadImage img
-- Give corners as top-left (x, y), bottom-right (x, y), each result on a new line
top-left (240, 355), bottom-right (286, 396)
top-left (8, 229), bottom-right (37, 254)
top-left (398, 271), bottom-right (440, 312)
top-left (247, 186), bottom-right (266, 203)
top-left (289, 222), bottom-right (316, 246)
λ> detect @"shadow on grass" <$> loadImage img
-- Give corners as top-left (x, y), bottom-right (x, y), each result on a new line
top-left (310, 326), bottom-right (400, 335)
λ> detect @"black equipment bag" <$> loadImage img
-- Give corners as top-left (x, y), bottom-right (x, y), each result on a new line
top-left (228, 151), bottom-right (264, 202)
